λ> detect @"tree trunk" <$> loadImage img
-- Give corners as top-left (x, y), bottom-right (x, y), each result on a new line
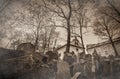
top-left (34, 24), bottom-right (41, 50)
top-left (66, 20), bottom-right (71, 53)
top-left (109, 36), bottom-right (118, 56)
top-left (42, 29), bottom-right (47, 54)
top-left (105, 24), bottom-right (118, 56)
top-left (79, 22), bottom-right (85, 53)
top-left (34, 36), bottom-right (38, 50)
top-left (53, 38), bottom-right (57, 51)
top-left (43, 44), bottom-right (46, 54)
top-left (65, 0), bottom-right (72, 53)
top-left (110, 60), bottom-right (113, 79)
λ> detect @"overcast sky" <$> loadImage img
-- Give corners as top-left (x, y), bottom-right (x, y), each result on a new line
top-left (0, 0), bottom-right (118, 47)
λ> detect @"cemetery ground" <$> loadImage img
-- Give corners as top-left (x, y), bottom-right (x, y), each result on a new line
top-left (0, 46), bottom-right (120, 79)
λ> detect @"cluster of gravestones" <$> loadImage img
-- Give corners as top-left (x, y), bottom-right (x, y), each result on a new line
top-left (0, 48), bottom-right (33, 79)
top-left (64, 52), bottom-right (120, 79)
top-left (0, 43), bottom-right (87, 79)
top-left (0, 43), bottom-right (59, 79)
top-left (99, 57), bottom-right (120, 79)
top-left (0, 42), bottom-right (120, 79)
top-left (63, 52), bottom-right (91, 79)
top-left (0, 42), bottom-right (37, 79)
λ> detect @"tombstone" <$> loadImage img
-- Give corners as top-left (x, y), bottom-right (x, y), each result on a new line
top-left (32, 52), bottom-right (46, 68)
top-left (101, 59), bottom-right (111, 77)
top-left (71, 72), bottom-right (81, 79)
top-left (17, 43), bottom-right (35, 54)
top-left (73, 63), bottom-right (84, 76)
top-left (80, 52), bottom-right (86, 57)
top-left (85, 54), bottom-right (92, 61)
top-left (46, 51), bottom-right (58, 62)
top-left (84, 54), bottom-right (92, 78)
top-left (37, 60), bottom-right (57, 79)
top-left (16, 42), bottom-right (35, 69)
top-left (113, 57), bottom-right (120, 74)
top-left (56, 60), bottom-right (71, 79)
top-left (63, 52), bottom-right (77, 76)
top-left (64, 52), bottom-right (77, 65)
top-left (113, 58), bottom-right (120, 79)
top-left (91, 49), bottom-right (102, 79)
top-left (18, 59), bottom-right (58, 79)
top-left (0, 48), bottom-right (33, 79)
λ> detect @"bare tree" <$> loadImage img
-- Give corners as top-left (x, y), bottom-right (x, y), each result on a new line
top-left (43, 0), bottom-right (72, 53)
top-left (100, 0), bottom-right (120, 23)
top-left (0, 0), bottom-right (11, 13)
top-left (25, 0), bottom-right (47, 50)
top-left (24, 0), bottom-right (59, 53)
top-left (71, 0), bottom-right (90, 53)
top-left (92, 0), bottom-right (120, 56)
top-left (93, 16), bottom-right (120, 56)
top-left (41, 26), bottom-right (58, 53)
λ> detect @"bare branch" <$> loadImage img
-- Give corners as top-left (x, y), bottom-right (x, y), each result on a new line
top-left (0, 0), bottom-right (10, 13)
top-left (103, 12), bottom-right (120, 23)
top-left (42, 0), bottom-right (65, 18)
top-left (71, 32), bottom-right (81, 38)
top-left (107, 0), bottom-right (120, 17)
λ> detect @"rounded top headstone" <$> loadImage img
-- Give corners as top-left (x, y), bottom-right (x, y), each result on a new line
top-left (17, 42), bottom-right (35, 54)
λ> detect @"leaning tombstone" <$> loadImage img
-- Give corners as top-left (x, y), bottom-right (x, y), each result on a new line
top-left (71, 72), bottom-right (81, 79)
top-left (73, 62), bottom-right (84, 78)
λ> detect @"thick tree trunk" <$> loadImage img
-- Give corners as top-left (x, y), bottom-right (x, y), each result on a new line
top-left (66, 20), bottom-right (71, 53)
top-left (65, 0), bottom-right (72, 53)
top-left (80, 36), bottom-right (85, 53)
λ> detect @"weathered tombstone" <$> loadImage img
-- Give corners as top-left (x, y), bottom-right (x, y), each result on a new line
top-left (86, 60), bottom-right (92, 79)
top-left (101, 59), bottom-right (111, 77)
top-left (18, 60), bottom-right (57, 79)
top-left (46, 51), bottom-right (58, 62)
top-left (71, 72), bottom-right (81, 79)
top-left (113, 58), bottom-right (120, 79)
top-left (91, 49), bottom-right (103, 79)
top-left (56, 60), bottom-right (71, 79)
top-left (64, 52), bottom-right (77, 76)
top-left (73, 63), bottom-right (84, 77)
top-left (85, 54), bottom-right (92, 61)
top-left (32, 52), bottom-right (46, 68)
top-left (0, 48), bottom-right (33, 79)
top-left (64, 53), bottom-right (77, 65)
top-left (113, 57), bottom-right (120, 74)
top-left (79, 52), bottom-right (86, 59)
top-left (17, 43), bottom-right (35, 54)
